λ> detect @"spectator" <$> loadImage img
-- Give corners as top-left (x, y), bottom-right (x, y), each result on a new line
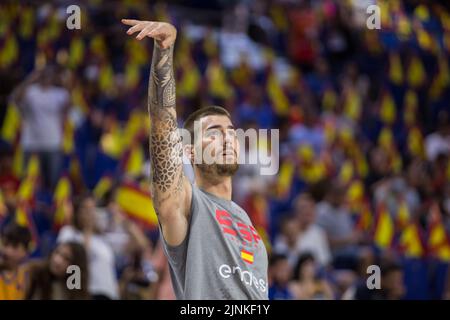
top-left (289, 253), bottom-right (334, 300)
top-left (25, 242), bottom-right (89, 299)
top-left (316, 181), bottom-right (361, 270)
top-left (11, 66), bottom-right (70, 191)
top-left (0, 223), bottom-right (32, 300)
top-left (293, 193), bottom-right (331, 268)
top-left (57, 194), bottom-right (119, 299)
top-left (425, 111), bottom-right (450, 162)
top-left (268, 253), bottom-right (294, 300)
top-left (273, 215), bottom-right (300, 267)
top-left (352, 262), bottom-right (406, 300)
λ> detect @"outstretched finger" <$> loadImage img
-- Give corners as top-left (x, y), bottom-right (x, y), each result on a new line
top-left (121, 19), bottom-right (141, 26)
top-left (126, 23), bottom-right (148, 35)
top-left (136, 24), bottom-right (157, 40)
top-left (146, 24), bottom-right (163, 39)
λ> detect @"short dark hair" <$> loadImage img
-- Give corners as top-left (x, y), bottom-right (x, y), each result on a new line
top-left (183, 106), bottom-right (231, 143)
top-left (72, 193), bottom-right (95, 231)
top-left (269, 253), bottom-right (288, 267)
top-left (292, 252), bottom-right (315, 281)
top-left (1, 223), bottom-right (32, 250)
top-left (381, 261), bottom-right (403, 277)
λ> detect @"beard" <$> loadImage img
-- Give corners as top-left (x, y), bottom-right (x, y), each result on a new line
top-left (196, 163), bottom-right (239, 177)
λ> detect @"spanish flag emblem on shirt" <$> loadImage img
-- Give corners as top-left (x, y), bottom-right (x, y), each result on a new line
top-left (241, 249), bottom-right (254, 264)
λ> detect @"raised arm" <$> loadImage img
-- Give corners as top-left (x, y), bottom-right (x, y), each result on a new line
top-left (122, 19), bottom-right (191, 246)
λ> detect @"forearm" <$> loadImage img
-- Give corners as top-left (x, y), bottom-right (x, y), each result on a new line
top-left (148, 41), bottom-right (184, 208)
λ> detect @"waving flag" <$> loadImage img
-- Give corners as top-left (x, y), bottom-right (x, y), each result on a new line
top-left (388, 53), bottom-right (403, 85)
top-left (427, 203), bottom-right (450, 261)
top-left (373, 203), bottom-right (394, 249)
top-left (398, 222), bottom-right (425, 258)
top-left (53, 175), bottom-right (72, 231)
top-left (115, 182), bottom-right (158, 230)
top-left (15, 155), bottom-right (40, 249)
top-left (1, 102), bottom-right (21, 145)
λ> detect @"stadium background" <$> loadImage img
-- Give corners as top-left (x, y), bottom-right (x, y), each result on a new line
top-left (0, 0), bottom-right (450, 299)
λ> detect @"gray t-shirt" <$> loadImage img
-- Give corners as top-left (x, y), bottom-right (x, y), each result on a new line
top-left (160, 184), bottom-right (268, 300)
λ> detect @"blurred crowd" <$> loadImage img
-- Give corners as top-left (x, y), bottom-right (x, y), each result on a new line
top-left (1, 0), bottom-right (450, 300)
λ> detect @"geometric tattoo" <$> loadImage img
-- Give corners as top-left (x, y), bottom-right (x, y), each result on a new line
top-left (148, 43), bottom-right (184, 207)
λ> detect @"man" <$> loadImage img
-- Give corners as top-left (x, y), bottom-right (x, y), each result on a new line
top-left (11, 66), bottom-right (70, 190)
top-left (0, 223), bottom-right (32, 300)
top-left (293, 193), bottom-right (331, 267)
top-left (121, 19), bottom-right (268, 300)
top-left (316, 180), bottom-right (362, 270)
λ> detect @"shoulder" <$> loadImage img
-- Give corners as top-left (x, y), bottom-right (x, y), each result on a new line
top-left (310, 224), bottom-right (327, 237)
top-left (57, 225), bottom-right (79, 242)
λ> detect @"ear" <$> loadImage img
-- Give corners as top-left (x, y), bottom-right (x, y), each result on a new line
top-left (184, 144), bottom-right (194, 163)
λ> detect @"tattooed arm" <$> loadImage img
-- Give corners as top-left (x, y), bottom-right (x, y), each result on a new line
top-left (122, 19), bottom-right (192, 246)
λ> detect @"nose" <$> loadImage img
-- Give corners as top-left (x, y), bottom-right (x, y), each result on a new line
top-left (224, 130), bottom-right (235, 146)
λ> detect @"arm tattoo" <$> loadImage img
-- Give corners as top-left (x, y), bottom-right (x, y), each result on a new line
top-left (148, 42), bottom-right (183, 207)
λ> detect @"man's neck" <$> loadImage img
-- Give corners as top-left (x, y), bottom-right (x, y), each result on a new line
top-left (196, 175), bottom-right (233, 200)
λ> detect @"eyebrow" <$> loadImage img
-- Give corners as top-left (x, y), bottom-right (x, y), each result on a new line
top-left (205, 124), bottom-right (235, 131)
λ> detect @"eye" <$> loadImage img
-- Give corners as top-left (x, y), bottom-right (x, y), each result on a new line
top-left (206, 129), bottom-right (222, 138)
top-left (227, 129), bottom-right (237, 138)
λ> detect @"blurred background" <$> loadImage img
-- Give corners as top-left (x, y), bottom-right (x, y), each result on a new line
top-left (0, 0), bottom-right (450, 300)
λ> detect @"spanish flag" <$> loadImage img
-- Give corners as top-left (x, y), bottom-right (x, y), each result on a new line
top-left (407, 126), bottom-right (425, 158)
top-left (427, 203), bottom-right (450, 261)
top-left (15, 155), bottom-right (40, 249)
top-left (373, 203), bottom-right (394, 249)
top-left (93, 175), bottom-right (113, 201)
top-left (398, 222), bottom-right (424, 258)
top-left (53, 175), bottom-right (72, 231)
top-left (115, 182), bottom-right (158, 230)
top-left (403, 90), bottom-right (418, 126)
top-left (241, 249), bottom-right (254, 264)
top-left (266, 71), bottom-right (289, 116)
top-left (396, 199), bottom-right (411, 230)
top-left (1, 102), bottom-right (21, 145)
top-left (356, 200), bottom-right (373, 232)
top-left (276, 160), bottom-right (294, 199)
top-left (388, 52), bottom-right (403, 85)
top-left (379, 92), bottom-right (396, 125)
top-left (0, 190), bottom-right (7, 222)
top-left (407, 55), bottom-right (426, 88)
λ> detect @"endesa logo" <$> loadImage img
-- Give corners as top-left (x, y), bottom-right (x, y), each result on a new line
top-left (219, 264), bottom-right (267, 293)
top-left (215, 209), bottom-right (261, 248)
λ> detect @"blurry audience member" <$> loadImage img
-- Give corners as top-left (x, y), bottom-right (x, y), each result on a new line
top-left (426, 111), bottom-right (450, 162)
top-left (0, 223), bottom-right (32, 300)
top-left (289, 253), bottom-right (334, 300)
top-left (11, 66), bottom-right (70, 190)
top-left (150, 240), bottom-right (176, 300)
top-left (294, 193), bottom-right (331, 267)
top-left (26, 242), bottom-right (89, 299)
top-left (268, 254), bottom-right (294, 300)
top-left (57, 194), bottom-right (119, 299)
top-left (316, 181), bottom-right (361, 270)
top-left (273, 215), bottom-right (300, 267)
top-left (351, 261), bottom-right (406, 300)
top-left (119, 242), bottom-right (158, 300)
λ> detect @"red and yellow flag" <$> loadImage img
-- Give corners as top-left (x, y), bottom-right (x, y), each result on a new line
top-left (241, 249), bottom-right (254, 264)
top-left (398, 222), bottom-right (424, 258)
top-left (115, 182), bottom-right (158, 230)
top-left (53, 175), bottom-right (72, 230)
top-left (427, 203), bottom-right (450, 261)
top-left (373, 203), bottom-right (394, 249)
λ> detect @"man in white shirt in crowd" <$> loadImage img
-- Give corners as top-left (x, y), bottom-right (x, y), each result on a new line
top-left (11, 66), bottom-right (70, 190)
